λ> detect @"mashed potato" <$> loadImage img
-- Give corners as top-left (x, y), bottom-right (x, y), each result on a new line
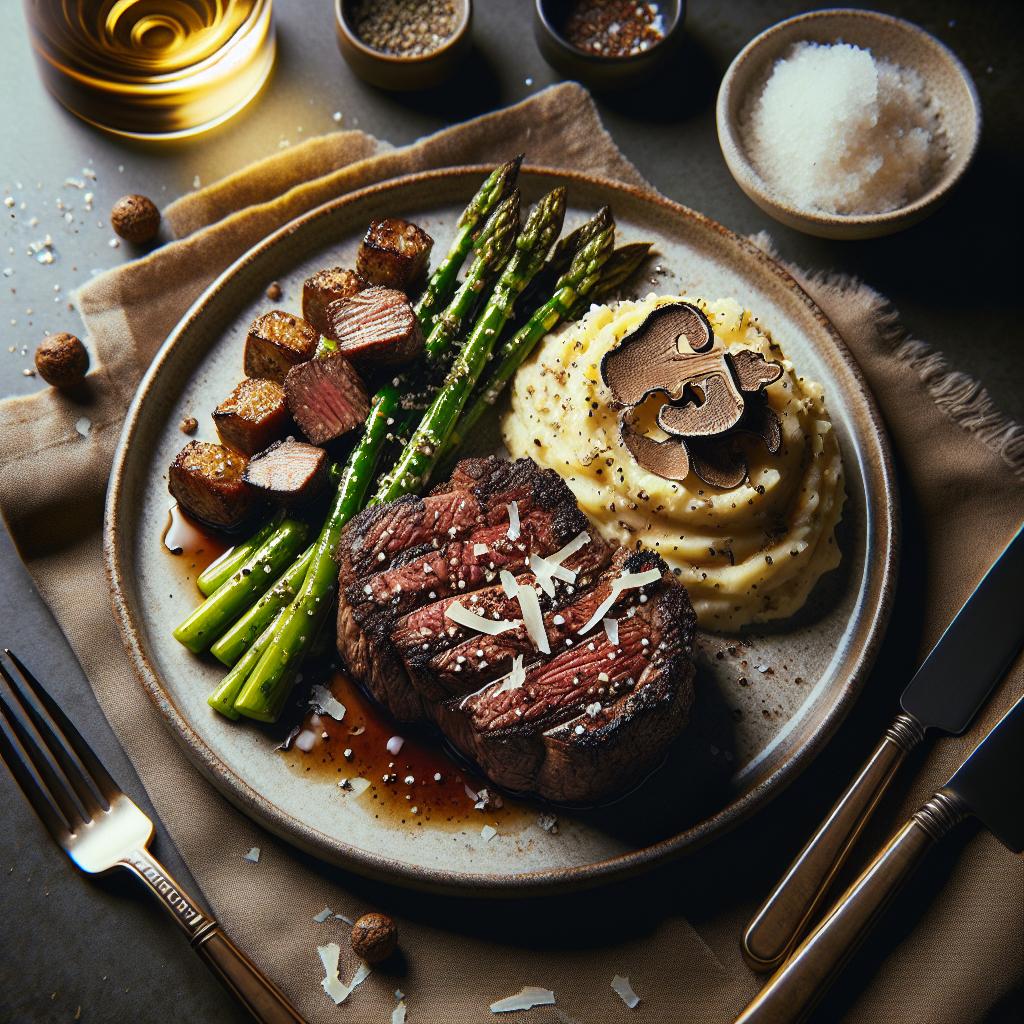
top-left (502, 295), bottom-right (845, 631)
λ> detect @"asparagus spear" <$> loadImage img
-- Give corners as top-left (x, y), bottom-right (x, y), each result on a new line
top-left (437, 207), bottom-right (616, 467)
top-left (567, 241), bottom-right (652, 319)
top-left (208, 610), bottom-right (283, 719)
top-left (233, 385), bottom-right (400, 723)
top-left (209, 543), bottom-right (315, 666)
top-left (414, 156), bottom-right (523, 332)
top-left (196, 514), bottom-right (283, 596)
top-left (422, 190), bottom-right (520, 368)
top-left (372, 187), bottom-right (567, 504)
top-left (172, 518), bottom-right (309, 654)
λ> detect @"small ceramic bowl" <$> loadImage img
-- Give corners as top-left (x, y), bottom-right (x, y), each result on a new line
top-left (533, 0), bottom-right (686, 91)
top-left (335, 0), bottom-right (472, 91)
top-left (716, 8), bottom-right (981, 240)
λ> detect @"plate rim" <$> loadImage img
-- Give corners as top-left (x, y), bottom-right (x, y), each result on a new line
top-left (103, 164), bottom-right (899, 895)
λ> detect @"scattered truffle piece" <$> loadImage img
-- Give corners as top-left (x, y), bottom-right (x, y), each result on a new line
top-left (324, 286), bottom-right (423, 368)
top-left (110, 194), bottom-right (161, 244)
top-left (180, 416), bottom-right (199, 435)
top-left (302, 267), bottom-right (366, 337)
top-left (243, 310), bottom-right (318, 384)
top-left (285, 351), bottom-right (370, 445)
top-left (213, 377), bottom-right (290, 454)
top-left (350, 913), bottom-right (398, 964)
top-left (243, 438), bottom-right (328, 505)
top-left (265, 281), bottom-right (283, 301)
top-left (34, 332), bottom-right (89, 389)
top-left (168, 441), bottom-right (254, 530)
top-left (356, 218), bottom-right (433, 290)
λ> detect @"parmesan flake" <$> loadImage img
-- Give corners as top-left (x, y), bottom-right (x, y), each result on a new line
top-left (446, 600), bottom-right (520, 635)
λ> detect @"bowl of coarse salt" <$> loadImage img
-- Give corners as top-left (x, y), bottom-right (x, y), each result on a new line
top-left (716, 8), bottom-right (981, 239)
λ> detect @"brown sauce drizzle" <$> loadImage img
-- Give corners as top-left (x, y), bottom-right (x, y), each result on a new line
top-left (282, 671), bottom-right (533, 832)
top-left (162, 503), bottom-right (229, 583)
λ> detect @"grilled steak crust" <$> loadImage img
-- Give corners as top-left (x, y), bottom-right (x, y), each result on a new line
top-left (213, 377), bottom-right (290, 455)
top-left (323, 286), bottom-right (424, 369)
top-left (302, 267), bottom-right (366, 337)
top-left (335, 456), bottom-right (697, 805)
top-left (284, 351), bottom-right (370, 446)
top-left (169, 441), bottom-right (255, 531)
top-left (242, 438), bottom-right (327, 505)
top-left (244, 310), bottom-right (318, 384)
top-left (356, 218), bottom-right (433, 291)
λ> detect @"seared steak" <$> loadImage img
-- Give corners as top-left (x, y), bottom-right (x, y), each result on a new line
top-left (302, 267), bottom-right (366, 337)
top-left (243, 438), bottom-right (327, 505)
top-left (213, 377), bottom-right (289, 455)
top-left (356, 218), bottom-right (433, 290)
top-left (335, 456), bottom-right (697, 804)
top-left (323, 286), bottom-right (424, 369)
top-left (169, 441), bottom-right (254, 531)
top-left (284, 350), bottom-right (370, 445)
top-left (244, 310), bottom-right (318, 384)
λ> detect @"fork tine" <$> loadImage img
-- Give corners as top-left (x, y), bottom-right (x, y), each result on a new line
top-left (1, 654), bottom-right (109, 818)
top-left (0, 715), bottom-right (72, 843)
top-left (3, 651), bottom-right (117, 811)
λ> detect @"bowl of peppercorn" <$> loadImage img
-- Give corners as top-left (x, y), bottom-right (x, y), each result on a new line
top-left (534, 0), bottom-right (685, 89)
top-left (336, 0), bottom-right (472, 91)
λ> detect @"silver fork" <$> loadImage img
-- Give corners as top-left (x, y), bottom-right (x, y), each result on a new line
top-left (0, 648), bottom-right (305, 1024)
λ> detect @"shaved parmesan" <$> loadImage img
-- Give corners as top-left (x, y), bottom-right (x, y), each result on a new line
top-left (473, 543), bottom-right (489, 556)
top-left (500, 572), bottom-right (550, 654)
top-left (528, 531), bottom-right (590, 596)
top-left (577, 568), bottom-right (662, 636)
top-left (551, 530), bottom-right (590, 565)
top-left (490, 986), bottom-right (556, 1013)
top-left (499, 569), bottom-right (518, 599)
top-left (603, 618), bottom-right (619, 645)
top-left (611, 975), bottom-right (640, 1009)
top-left (446, 600), bottom-right (520, 635)
top-left (310, 685), bottom-right (346, 722)
top-left (481, 824), bottom-right (497, 841)
top-left (318, 943), bottom-right (371, 1006)
top-left (243, 846), bottom-right (260, 863)
top-left (506, 501), bottom-right (521, 540)
top-left (313, 907), bottom-right (333, 923)
top-left (492, 655), bottom-right (526, 694)
top-left (293, 729), bottom-right (317, 753)
top-left (391, 1000), bottom-right (408, 1024)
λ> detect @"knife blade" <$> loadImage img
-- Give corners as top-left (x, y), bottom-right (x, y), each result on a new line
top-left (901, 523), bottom-right (1024, 733)
top-left (735, 693), bottom-right (1024, 1024)
top-left (743, 522), bottom-right (1024, 972)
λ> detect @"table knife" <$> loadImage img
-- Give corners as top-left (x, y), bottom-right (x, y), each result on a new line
top-left (735, 690), bottom-right (1024, 1024)
top-left (742, 523), bottom-right (1024, 971)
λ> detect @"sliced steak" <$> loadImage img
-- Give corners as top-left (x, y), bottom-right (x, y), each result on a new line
top-left (169, 441), bottom-right (255, 531)
top-left (302, 267), bottom-right (366, 337)
top-left (285, 350), bottom-right (370, 445)
top-left (213, 377), bottom-right (289, 455)
top-left (243, 438), bottom-right (327, 505)
top-left (334, 456), bottom-right (697, 804)
top-left (244, 310), bottom-right (318, 384)
top-left (323, 286), bottom-right (424, 369)
top-left (356, 218), bottom-right (433, 291)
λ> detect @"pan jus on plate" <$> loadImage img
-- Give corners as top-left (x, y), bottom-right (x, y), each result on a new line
top-left (165, 163), bottom-right (844, 806)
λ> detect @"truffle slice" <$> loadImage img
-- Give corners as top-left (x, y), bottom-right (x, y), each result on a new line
top-left (213, 377), bottom-right (290, 455)
top-left (324, 286), bottom-right (424, 368)
top-left (244, 310), bottom-right (318, 384)
top-left (285, 351), bottom-right (370, 445)
top-left (302, 267), bottom-right (367, 337)
top-left (356, 218), bottom-right (433, 291)
top-left (243, 438), bottom-right (328, 505)
top-left (620, 421), bottom-right (691, 481)
top-left (169, 441), bottom-right (254, 530)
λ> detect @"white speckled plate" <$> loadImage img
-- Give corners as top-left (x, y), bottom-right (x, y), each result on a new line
top-left (104, 167), bottom-right (897, 894)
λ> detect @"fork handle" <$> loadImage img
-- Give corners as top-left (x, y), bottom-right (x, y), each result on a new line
top-left (123, 848), bottom-right (305, 1023)
top-left (734, 788), bottom-right (967, 1024)
top-left (741, 712), bottom-right (926, 971)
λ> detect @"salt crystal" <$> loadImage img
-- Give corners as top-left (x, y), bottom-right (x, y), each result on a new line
top-left (313, 907), bottom-right (333, 923)
top-left (243, 846), bottom-right (261, 863)
top-left (481, 824), bottom-right (497, 841)
top-left (75, 417), bottom-right (92, 437)
top-left (611, 974), bottom-right (640, 1009)
top-left (386, 735), bottom-right (405, 755)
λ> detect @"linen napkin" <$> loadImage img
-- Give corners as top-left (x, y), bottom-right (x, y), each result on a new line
top-left (1, 83), bottom-right (1021, 1024)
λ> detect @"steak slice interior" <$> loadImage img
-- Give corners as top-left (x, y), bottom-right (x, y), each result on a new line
top-left (323, 286), bottom-right (424, 368)
top-left (335, 456), bottom-right (697, 805)
top-left (285, 351), bottom-right (370, 445)
top-left (242, 438), bottom-right (327, 505)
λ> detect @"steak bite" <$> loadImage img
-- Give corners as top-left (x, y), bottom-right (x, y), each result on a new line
top-left (356, 218), bottom-right (433, 291)
top-left (169, 441), bottom-right (255, 531)
top-left (323, 286), bottom-right (424, 369)
top-left (212, 377), bottom-right (289, 455)
top-left (284, 351), bottom-right (370, 446)
top-left (242, 438), bottom-right (328, 506)
top-left (302, 267), bottom-right (366, 337)
top-left (244, 310), bottom-right (318, 384)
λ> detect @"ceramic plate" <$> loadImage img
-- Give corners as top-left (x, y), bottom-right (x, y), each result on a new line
top-left (105, 167), bottom-right (898, 894)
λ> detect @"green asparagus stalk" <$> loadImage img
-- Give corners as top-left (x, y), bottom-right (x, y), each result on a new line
top-left (208, 610), bottom-right (283, 719)
top-left (233, 385), bottom-right (401, 723)
top-left (209, 543), bottom-right (316, 666)
top-left (423, 190), bottom-right (520, 367)
top-left (414, 156), bottom-right (522, 332)
top-left (567, 241), bottom-right (652, 319)
top-left (172, 519), bottom-right (309, 654)
top-left (438, 207), bottom-right (616, 466)
top-left (372, 187), bottom-right (568, 504)
top-left (196, 514), bottom-right (283, 596)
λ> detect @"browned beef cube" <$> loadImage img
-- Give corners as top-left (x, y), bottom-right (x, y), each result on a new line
top-left (302, 267), bottom-right (366, 337)
top-left (324, 286), bottom-right (423, 369)
top-left (285, 351), bottom-right (370, 445)
top-left (212, 377), bottom-right (289, 455)
top-left (243, 438), bottom-right (328, 505)
top-left (356, 218), bottom-right (433, 290)
top-left (168, 441), bottom-right (254, 531)
top-left (243, 310), bottom-right (318, 384)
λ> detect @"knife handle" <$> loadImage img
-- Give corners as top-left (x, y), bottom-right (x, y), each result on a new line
top-left (734, 788), bottom-right (967, 1024)
top-left (742, 712), bottom-right (926, 972)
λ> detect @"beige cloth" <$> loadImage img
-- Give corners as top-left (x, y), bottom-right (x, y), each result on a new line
top-left (0, 83), bottom-right (1021, 1023)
